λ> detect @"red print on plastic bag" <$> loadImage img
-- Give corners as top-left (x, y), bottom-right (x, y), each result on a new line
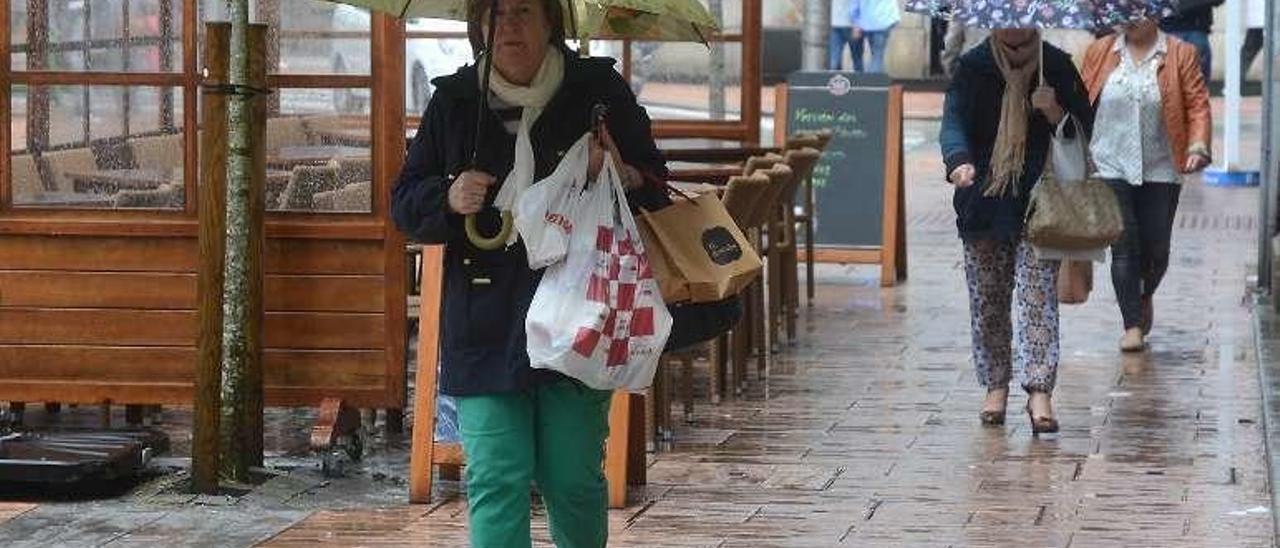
top-left (572, 225), bottom-right (656, 366)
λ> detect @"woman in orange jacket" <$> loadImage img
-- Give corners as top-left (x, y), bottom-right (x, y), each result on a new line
top-left (1080, 17), bottom-right (1212, 352)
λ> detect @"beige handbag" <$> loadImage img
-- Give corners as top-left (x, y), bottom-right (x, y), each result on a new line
top-left (1024, 120), bottom-right (1124, 250)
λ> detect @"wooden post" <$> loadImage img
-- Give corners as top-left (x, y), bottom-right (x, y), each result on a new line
top-left (605, 392), bottom-right (633, 508)
top-left (194, 21), bottom-right (230, 495)
top-left (410, 245), bottom-right (446, 504)
top-left (879, 86), bottom-right (906, 287)
top-left (0, 0), bottom-right (10, 207)
top-left (373, 12), bottom-right (410, 441)
top-left (241, 23), bottom-right (269, 470)
top-left (742, 0), bottom-right (763, 144)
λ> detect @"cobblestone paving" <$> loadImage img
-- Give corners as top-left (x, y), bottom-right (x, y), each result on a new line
top-left (263, 112), bottom-right (1276, 547)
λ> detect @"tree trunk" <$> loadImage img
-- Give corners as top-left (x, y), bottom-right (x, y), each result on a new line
top-left (220, 0), bottom-right (266, 482)
top-left (802, 0), bottom-right (831, 71)
top-left (708, 0), bottom-right (726, 121)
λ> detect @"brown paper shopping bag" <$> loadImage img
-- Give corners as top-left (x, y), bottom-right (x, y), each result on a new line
top-left (637, 217), bottom-right (692, 304)
top-left (638, 193), bottom-right (763, 303)
top-left (1057, 259), bottom-right (1093, 305)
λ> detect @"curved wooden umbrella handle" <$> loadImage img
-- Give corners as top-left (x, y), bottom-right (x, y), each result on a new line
top-left (464, 210), bottom-right (513, 251)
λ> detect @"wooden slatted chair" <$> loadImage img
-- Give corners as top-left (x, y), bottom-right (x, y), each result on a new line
top-left (9, 154), bottom-right (43, 201)
top-left (43, 147), bottom-right (98, 192)
top-left (129, 134), bottom-right (184, 171)
top-left (313, 181), bottom-right (371, 212)
top-left (113, 182), bottom-right (184, 209)
top-left (771, 148), bottom-right (821, 345)
top-left (266, 116), bottom-right (311, 152)
top-left (784, 131), bottom-right (834, 304)
top-left (276, 164), bottom-right (339, 211)
top-left (654, 172), bottom-right (771, 436)
top-left (753, 164), bottom-right (794, 378)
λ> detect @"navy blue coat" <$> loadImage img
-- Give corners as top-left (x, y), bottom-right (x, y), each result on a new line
top-left (391, 51), bottom-right (670, 397)
top-left (940, 40), bottom-right (1093, 242)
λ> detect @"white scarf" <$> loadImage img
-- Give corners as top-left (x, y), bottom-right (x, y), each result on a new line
top-left (483, 50), bottom-right (565, 245)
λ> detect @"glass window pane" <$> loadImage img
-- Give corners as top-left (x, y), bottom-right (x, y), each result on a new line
top-left (267, 89), bottom-right (372, 214)
top-left (404, 18), bottom-right (473, 116)
top-left (200, 0), bottom-right (375, 76)
top-left (11, 0), bottom-right (183, 72)
top-left (11, 84), bottom-right (185, 209)
top-left (632, 41), bottom-right (742, 122)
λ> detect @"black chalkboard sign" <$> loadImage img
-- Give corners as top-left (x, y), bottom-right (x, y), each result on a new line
top-left (777, 72), bottom-right (906, 286)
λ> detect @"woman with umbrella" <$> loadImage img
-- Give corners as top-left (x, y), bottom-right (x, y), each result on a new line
top-left (940, 27), bottom-right (1093, 434)
top-left (1080, 14), bottom-right (1211, 352)
top-left (390, 0), bottom-right (669, 544)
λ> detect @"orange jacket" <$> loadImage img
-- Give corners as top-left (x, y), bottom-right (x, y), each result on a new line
top-left (1080, 33), bottom-right (1212, 173)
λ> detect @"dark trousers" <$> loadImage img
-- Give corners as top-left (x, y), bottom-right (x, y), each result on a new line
top-left (1243, 28), bottom-right (1264, 80)
top-left (1106, 180), bottom-right (1182, 330)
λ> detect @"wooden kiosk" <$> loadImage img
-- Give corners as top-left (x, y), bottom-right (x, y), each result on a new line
top-left (0, 4), bottom-right (410, 422)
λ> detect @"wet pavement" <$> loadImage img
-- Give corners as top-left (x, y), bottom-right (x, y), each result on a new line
top-left (1, 96), bottom-right (1276, 547)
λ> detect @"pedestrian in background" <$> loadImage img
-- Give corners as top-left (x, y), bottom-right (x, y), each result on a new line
top-left (940, 30), bottom-right (1093, 434)
top-left (1159, 0), bottom-right (1222, 80)
top-left (1241, 0), bottom-right (1265, 85)
top-left (941, 23), bottom-right (989, 77)
top-left (849, 0), bottom-right (901, 74)
top-left (1081, 17), bottom-right (1211, 352)
top-left (829, 0), bottom-right (857, 70)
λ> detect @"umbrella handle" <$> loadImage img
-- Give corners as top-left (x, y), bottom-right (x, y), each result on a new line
top-left (464, 210), bottom-right (513, 251)
top-left (1038, 38), bottom-right (1044, 88)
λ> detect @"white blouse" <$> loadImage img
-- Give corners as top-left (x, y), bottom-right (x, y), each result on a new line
top-left (1090, 33), bottom-right (1179, 186)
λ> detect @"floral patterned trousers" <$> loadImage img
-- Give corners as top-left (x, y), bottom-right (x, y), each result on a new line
top-left (963, 238), bottom-right (1060, 393)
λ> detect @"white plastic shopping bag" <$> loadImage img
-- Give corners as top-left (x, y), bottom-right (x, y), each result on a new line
top-left (515, 134), bottom-right (593, 269)
top-left (525, 151), bottom-right (672, 391)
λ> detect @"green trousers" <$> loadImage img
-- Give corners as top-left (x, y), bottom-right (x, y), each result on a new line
top-left (457, 379), bottom-right (613, 548)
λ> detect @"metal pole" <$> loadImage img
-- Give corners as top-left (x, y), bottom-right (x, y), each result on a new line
top-left (1226, 0), bottom-right (1244, 170)
top-left (1263, 0), bottom-right (1278, 297)
top-left (802, 0), bottom-right (831, 71)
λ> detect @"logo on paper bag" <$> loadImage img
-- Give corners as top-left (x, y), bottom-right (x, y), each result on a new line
top-left (701, 227), bottom-right (742, 266)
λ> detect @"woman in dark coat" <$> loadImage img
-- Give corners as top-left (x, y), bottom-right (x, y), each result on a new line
top-left (390, 0), bottom-right (668, 544)
top-left (940, 29), bottom-right (1093, 434)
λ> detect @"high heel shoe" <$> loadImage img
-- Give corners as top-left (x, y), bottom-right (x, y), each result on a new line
top-left (979, 388), bottom-right (1008, 426)
top-left (1025, 398), bottom-right (1059, 435)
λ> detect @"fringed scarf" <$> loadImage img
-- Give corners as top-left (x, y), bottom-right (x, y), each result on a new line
top-left (986, 33), bottom-right (1041, 197)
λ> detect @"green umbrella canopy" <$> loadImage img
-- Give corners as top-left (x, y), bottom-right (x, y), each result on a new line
top-left (319, 0), bottom-right (718, 43)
